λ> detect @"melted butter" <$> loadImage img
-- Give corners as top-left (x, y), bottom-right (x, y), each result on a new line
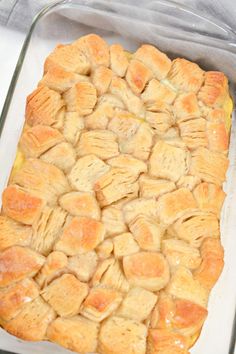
top-left (223, 95), bottom-right (233, 133)
top-left (124, 50), bottom-right (133, 61)
top-left (189, 330), bottom-right (201, 348)
top-left (10, 148), bottom-right (25, 179)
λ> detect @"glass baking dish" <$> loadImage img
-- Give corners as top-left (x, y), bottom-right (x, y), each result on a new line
top-left (0, 1), bottom-right (236, 353)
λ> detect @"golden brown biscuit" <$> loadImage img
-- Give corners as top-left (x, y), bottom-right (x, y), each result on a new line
top-left (81, 287), bottom-right (123, 322)
top-left (63, 111), bottom-right (84, 145)
top-left (176, 175), bottom-right (201, 191)
top-left (63, 81), bottom-right (97, 115)
top-left (3, 297), bottom-right (56, 341)
top-left (31, 206), bottom-right (67, 256)
top-left (41, 273), bottom-right (88, 316)
top-left (162, 239), bottom-right (201, 270)
top-left (92, 258), bottom-right (129, 293)
top-left (193, 182), bottom-right (225, 217)
top-left (0, 216), bottom-right (32, 251)
top-left (108, 110), bottom-right (141, 140)
top-left (92, 66), bottom-right (113, 95)
top-left (206, 108), bottom-right (229, 151)
top-left (2, 185), bottom-right (45, 225)
top-left (194, 237), bottom-right (224, 290)
top-left (178, 117), bottom-right (207, 150)
top-left (167, 58), bottom-right (204, 92)
top-left (97, 239), bottom-right (114, 259)
top-left (110, 44), bottom-right (129, 77)
top-left (145, 110), bottom-right (174, 135)
top-left (25, 86), bottom-right (64, 127)
top-left (59, 191), bottom-right (100, 220)
top-left (67, 251), bottom-right (98, 282)
top-left (117, 287), bottom-right (157, 322)
top-left (139, 175), bottom-right (176, 199)
top-left (12, 158), bottom-right (70, 206)
top-left (0, 278), bottom-right (39, 321)
top-left (107, 154), bottom-right (147, 176)
top-left (142, 79), bottom-right (176, 105)
top-left (134, 44), bottom-right (171, 80)
top-left (44, 43), bottom-right (90, 74)
top-left (147, 328), bottom-right (190, 354)
top-left (123, 252), bottom-right (170, 291)
top-left (113, 232), bottom-right (140, 258)
top-left (40, 142), bottom-right (76, 172)
top-left (35, 251), bottom-right (68, 288)
top-left (47, 315), bottom-right (99, 353)
top-left (190, 147), bottom-right (229, 185)
top-left (68, 154), bottom-right (110, 192)
top-left (0, 246), bottom-right (45, 288)
top-left (39, 65), bottom-right (89, 93)
top-left (73, 33), bottom-right (110, 68)
top-left (157, 188), bottom-right (198, 224)
top-left (123, 198), bottom-right (159, 224)
top-left (55, 216), bottom-right (105, 256)
top-left (20, 125), bottom-right (64, 158)
top-left (149, 140), bottom-right (190, 182)
top-left (174, 92), bottom-right (201, 121)
top-left (126, 59), bottom-right (153, 94)
top-left (129, 216), bottom-right (165, 251)
top-left (99, 316), bottom-right (147, 354)
top-left (198, 71), bottom-right (228, 107)
top-left (77, 130), bottom-right (119, 159)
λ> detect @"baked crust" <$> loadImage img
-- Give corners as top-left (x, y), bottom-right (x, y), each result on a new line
top-left (0, 33), bottom-right (231, 353)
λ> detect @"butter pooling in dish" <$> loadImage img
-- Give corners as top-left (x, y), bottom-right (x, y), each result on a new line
top-left (0, 34), bottom-right (232, 354)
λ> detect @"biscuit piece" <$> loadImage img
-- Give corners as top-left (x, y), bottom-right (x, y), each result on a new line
top-left (77, 130), bottom-right (119, 159)
top-left (172, 211), bottom-right (220, 247)
top-left (206, 108), bottom-right (229, 151)
top-left (145, 110), bottom-right (174, 135)
top-left (190, 147), bottom-right (229, 185)
top-left (3, 297), bottom-right (55, 341)
top-left (0, 278), bottom-right (39, 321)
top-left (26, 86), bottom-right (64, 127)
top-left (176, 175), bottom-right (201, 191)
top-left (20, 125), bottom-right (64, 158)
top-left (41, 142), bottom-right (76, 172)
top-left (47, 316), bottom-right (99, 353)
top-left (123, 252), bottom-right (170, 291)
top-left (194, 238), bottom-right (224, 290)
top-left (41, 274), bottom-right (88, 317)
top-left (63, 82), bottom-right (97, 115)
top-left (73, 33), bottom-right (110, 68)
top-left (31, 207), bottom-right (67, 256)
top-left (0, 246), bottom-right (45, 288)
top-left (39, 65), bottom-right (89, 92)
top-left (12, 158), bottom-right (70, 206)
top-left (123, 198), bottom-right (159, 224)
top-left (162, 239), bottom-right (201, 270)
top-left (63, 112), bottom-right (84, 145)
top-left (81, 287), bottom-right (123, 322)
top-left (113, 233), bottom-right (140, 258)
top-left (92, 258), bottom-right (129, 293)
top-left (109, 77), bottom-right (145, 116)
top-left (139, 175), bottom-right (176, 199)
top-left (147, 329), bottom-right (189, 354)
top-left (67, 251), bottom-right (98, 282)
top-left (92, 66), bottom-right (113, 95)
top-left (110, 44), bottom-right (129, 77)
top-left (101, 206), bottom-right (127, 236)
top-left (55, 216), bottom-right (105, 256)
top-left (129, 216), bottom-right (164, 251)
top-left (68, 154), bottom-right (110, 192)
top-left (99, 316), bottom-right (147, 354)
top-left (193, 182), bottom-right (225, 217)
top-left (149, 140), bottom-right (190, 182)
top-left (108, 110), bottom-right (141, 140)
top-left (178, 117), bottom-right (207, 150)
top-left (0, 216), bottom-right (32, 251)
top-left (117, 287), bottom-right (157, 322)
top-left (142, 79), bottom-right (176, 105)
top-left (35, 251), bottom-right (68, 288)
top-left (94, 168), bottom-right (139, 207)
top-left (134, 44), bottom-right (171, 80)
top-left (59, 191), bottom-right (100, 220)
top-left (174, 92), bottom-right (201, 121)
top-left (107, 154), bottom-right (147, 176)
top-left (167, 58), bottom-right (204, 92)
top-left (126, 59), bottom-right (153, 94)
top-left (166, 266), bottom-right (209, 307)
top-left (157, 188), bottom-right (197, 224)
top-left (97, 239), bottom-right (114, 259)
top-left (2, 185), bottom-right (45, 225)
top-left (198, 71), bottom-right (228, 107)
top-left (44, 43), bottom-right (90, 74)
